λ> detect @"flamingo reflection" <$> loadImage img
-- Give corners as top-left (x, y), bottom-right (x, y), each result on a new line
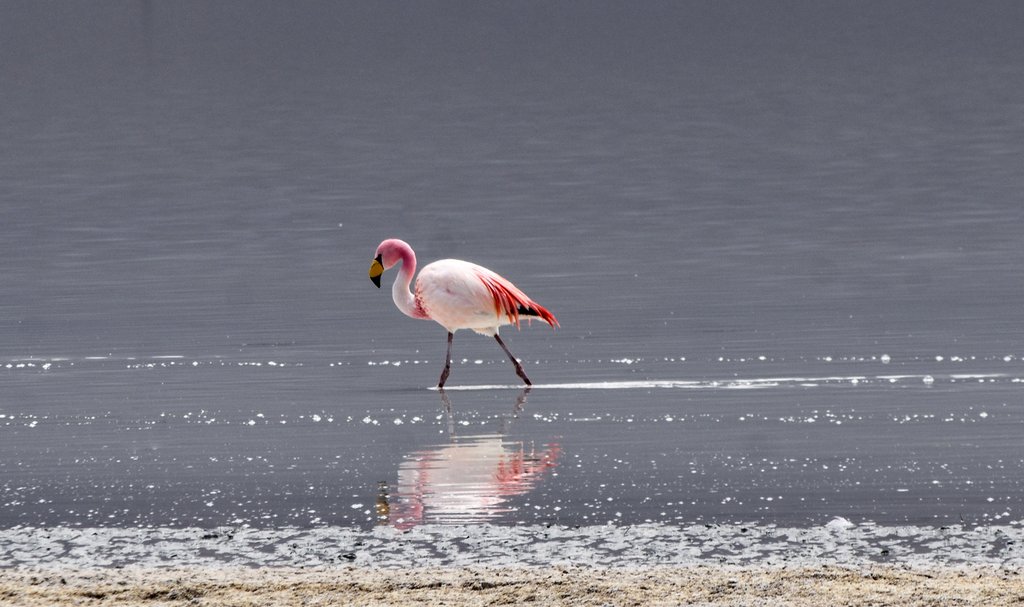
top-left (379, 389), bottom-right (561, 529)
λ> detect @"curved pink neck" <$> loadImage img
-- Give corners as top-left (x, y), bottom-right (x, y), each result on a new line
top-left (391, 243), bottom-right (428, 320)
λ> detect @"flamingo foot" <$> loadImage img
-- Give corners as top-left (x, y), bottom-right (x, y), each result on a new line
top-left (513, 361), bottom-right (532, 386)
top-left (495, 334), bottom-right (532, 386)
top-left (438, 331), bottom-right (454, 388)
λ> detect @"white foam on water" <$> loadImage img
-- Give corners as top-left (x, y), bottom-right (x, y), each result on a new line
top-left (436, 373), bottom-right (1008, 392)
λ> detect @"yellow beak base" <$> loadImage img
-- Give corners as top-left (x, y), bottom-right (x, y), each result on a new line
top-left (369, 258), bottom-right (384, 288)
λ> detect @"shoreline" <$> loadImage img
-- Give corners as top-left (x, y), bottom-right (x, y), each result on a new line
top-left (3, 565), bottom-right (1023, 606)
top-left (3, 522), bottom-right (1022, 605)
top-left (2, 522), bottom-right (1022, 568)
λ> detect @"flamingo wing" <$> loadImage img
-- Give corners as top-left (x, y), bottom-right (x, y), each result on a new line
top-left (416, 259), bottom-right (558, 333)
top-left (473, 267), bottom-right (559, 329)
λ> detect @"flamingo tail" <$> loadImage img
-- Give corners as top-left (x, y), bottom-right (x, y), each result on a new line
top-left (476, 270), bottom-right (559, 329)
top-left (515, 302), bottom-right (559, 328)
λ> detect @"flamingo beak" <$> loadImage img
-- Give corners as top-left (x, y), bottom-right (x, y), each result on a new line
top-left (369, 255), bottom-right (384, 288)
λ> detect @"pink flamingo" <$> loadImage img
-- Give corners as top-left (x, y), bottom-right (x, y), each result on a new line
top-left (369, 238), bottom-right (558, 387)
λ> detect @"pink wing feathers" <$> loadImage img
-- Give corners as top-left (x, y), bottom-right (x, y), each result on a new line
top-left (473, 268), bottom-right (559, 329)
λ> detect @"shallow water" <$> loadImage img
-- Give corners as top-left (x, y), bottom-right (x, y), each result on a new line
top-left (3, 3), bottom-right (1024, 535)
top-left (3, 355), bottom-right (1023, 530)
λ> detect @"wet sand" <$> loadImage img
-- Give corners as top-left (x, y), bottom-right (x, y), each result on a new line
top-left (3, 565), bottom-right (1023, 606)
top-left (4, 522), bottom-right (1020, 605)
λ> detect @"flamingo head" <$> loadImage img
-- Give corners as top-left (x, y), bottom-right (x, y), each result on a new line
top-left (369, 238), bottom-right (411, 288)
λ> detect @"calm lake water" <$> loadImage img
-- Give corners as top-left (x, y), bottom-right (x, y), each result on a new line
top-left (2, 3), bottom-right (1024, 531)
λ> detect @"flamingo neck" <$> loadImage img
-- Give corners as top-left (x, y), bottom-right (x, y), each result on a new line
top-left (391, 245), bottom-right (427, 320)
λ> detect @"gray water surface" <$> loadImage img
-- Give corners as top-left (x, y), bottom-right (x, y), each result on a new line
top-left (3, 2), bottom-right (1024, 532)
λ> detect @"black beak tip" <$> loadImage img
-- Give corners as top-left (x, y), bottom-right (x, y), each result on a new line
top-left (370, 274), bottom-right (382, 288)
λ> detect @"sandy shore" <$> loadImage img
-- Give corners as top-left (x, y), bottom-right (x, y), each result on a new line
top-left (4, 522), bottom-right (1023, 568)
top-left (2, 523), bottom-right (1022, 605)
top-left (2, 565), bottom-right (1023, 606)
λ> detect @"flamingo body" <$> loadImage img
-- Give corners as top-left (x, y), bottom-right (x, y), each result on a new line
top-left (417, 259), bottom-right (556, 335)
top-left (369, 238), bottom-right (557, 387)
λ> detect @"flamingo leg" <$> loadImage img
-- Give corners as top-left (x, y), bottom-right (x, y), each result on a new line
top-left (438, 331), bottom-right (454, 388)
top-left (495, 334), bottom-right (532, 386)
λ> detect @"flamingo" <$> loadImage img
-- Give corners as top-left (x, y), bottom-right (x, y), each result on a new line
top-left (368, 238), bottom-right (558, 387)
